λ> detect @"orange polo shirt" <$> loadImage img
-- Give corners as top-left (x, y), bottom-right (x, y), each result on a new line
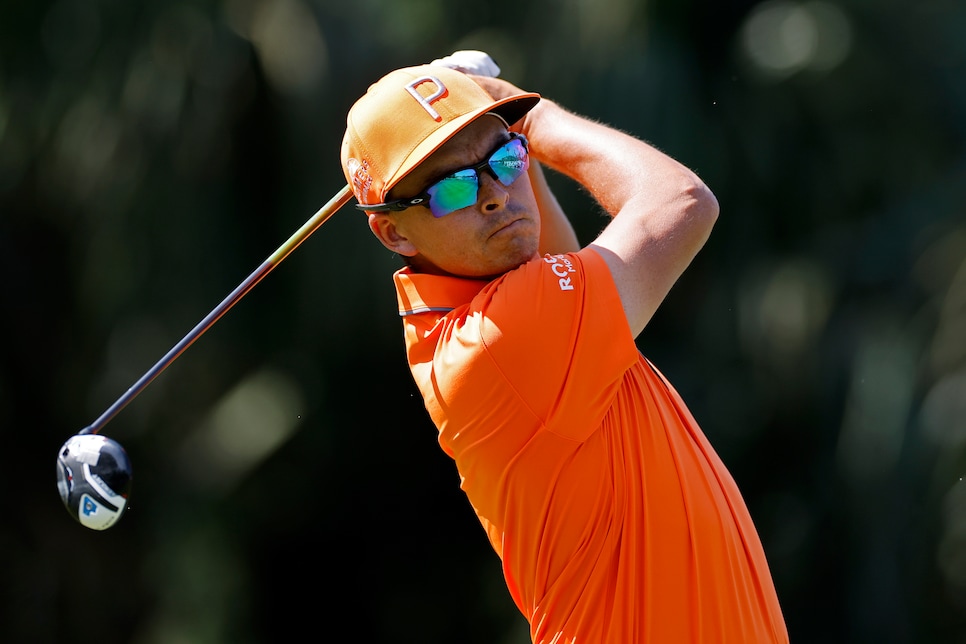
top-left (394, 249), bottom-right (788, 643)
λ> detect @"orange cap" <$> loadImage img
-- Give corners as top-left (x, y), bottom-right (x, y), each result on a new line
top-left (341, 65), bottom-right (540, 208)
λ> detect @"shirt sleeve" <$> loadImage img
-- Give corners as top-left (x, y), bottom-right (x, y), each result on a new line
top-left (474, 248), bottom-right (639, 442)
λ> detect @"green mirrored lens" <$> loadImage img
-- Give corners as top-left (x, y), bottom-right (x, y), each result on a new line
top-left (426, 170), bottom-right (478, 217)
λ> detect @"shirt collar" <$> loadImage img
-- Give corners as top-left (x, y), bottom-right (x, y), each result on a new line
top-left (393, 267), bottom-right (489, 316)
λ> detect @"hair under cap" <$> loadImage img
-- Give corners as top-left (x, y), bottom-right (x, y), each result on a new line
top-left (341, 65), bottom-right (540, 208)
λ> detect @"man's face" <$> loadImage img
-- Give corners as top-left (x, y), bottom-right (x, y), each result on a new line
top-left (370, 116), bottom-right (541, 279)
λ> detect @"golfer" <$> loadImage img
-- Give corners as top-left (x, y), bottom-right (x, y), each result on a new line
top-left (341, 61), bottom-right (788, 643)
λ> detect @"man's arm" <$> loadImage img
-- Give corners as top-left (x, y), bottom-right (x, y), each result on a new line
top-left (474, 76), bottom-right (719, 338)
top-left (529, 159), bottom-right (580, 255)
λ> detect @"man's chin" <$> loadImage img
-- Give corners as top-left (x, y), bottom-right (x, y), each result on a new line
top-left (480, 249), bottom-right (541, 279)
top-left (413, 240), bottom-right (539, 279)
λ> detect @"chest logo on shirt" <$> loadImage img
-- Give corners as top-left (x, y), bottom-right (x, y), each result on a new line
top-left (543, 254), bottom-right (576, 291)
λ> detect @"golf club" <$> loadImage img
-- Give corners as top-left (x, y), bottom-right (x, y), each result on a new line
top-left (57, 184), bottom-right (354, 530)
top-left (56, 49), bottom-right (504, 531)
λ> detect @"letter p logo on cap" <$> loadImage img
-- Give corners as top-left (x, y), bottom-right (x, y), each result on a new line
top-left (405, 76), bottom-right (447, 121)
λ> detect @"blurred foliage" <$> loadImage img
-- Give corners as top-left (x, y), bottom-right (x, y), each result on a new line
top-left (1, 0), bottom-right (965, 642)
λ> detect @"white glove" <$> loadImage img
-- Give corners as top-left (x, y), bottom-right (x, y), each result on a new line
top-left (431, 50), bottom-right (501, 78)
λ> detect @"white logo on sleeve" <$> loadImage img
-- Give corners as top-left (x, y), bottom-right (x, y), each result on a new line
top-left (543, 254), bottom-right (576, 291)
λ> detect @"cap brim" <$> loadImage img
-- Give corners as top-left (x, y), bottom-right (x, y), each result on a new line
top-left (383, 92), bottom-right (541, 199)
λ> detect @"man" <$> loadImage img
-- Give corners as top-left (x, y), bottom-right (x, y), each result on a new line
top-left (341, 60), bottom-right (788, 643)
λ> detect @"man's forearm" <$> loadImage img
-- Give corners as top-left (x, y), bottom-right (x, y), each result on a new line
top-left (529, 159), bottom-right (580, 255)
top-left (520, 98), bottom-right (711, 222)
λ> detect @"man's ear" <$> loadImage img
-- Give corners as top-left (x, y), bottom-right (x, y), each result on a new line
top-left (368, 213), bottom-right (418, 257)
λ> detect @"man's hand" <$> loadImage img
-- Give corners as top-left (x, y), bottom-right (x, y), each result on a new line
top-left (431, 50), bottom-right (501, 77)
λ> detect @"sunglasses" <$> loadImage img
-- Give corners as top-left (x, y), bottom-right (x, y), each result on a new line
top-left (357, 133), bottom-right (529, 218)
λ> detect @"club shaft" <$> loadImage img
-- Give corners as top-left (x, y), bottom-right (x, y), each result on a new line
top-left (80, 184), bottom-right (354, 435)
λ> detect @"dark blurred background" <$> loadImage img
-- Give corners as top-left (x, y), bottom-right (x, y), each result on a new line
top-left (2, 0), bottom-right (965, 642)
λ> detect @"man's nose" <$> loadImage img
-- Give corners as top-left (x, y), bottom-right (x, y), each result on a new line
top-left (477, 171), bottom-right (509, 213)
